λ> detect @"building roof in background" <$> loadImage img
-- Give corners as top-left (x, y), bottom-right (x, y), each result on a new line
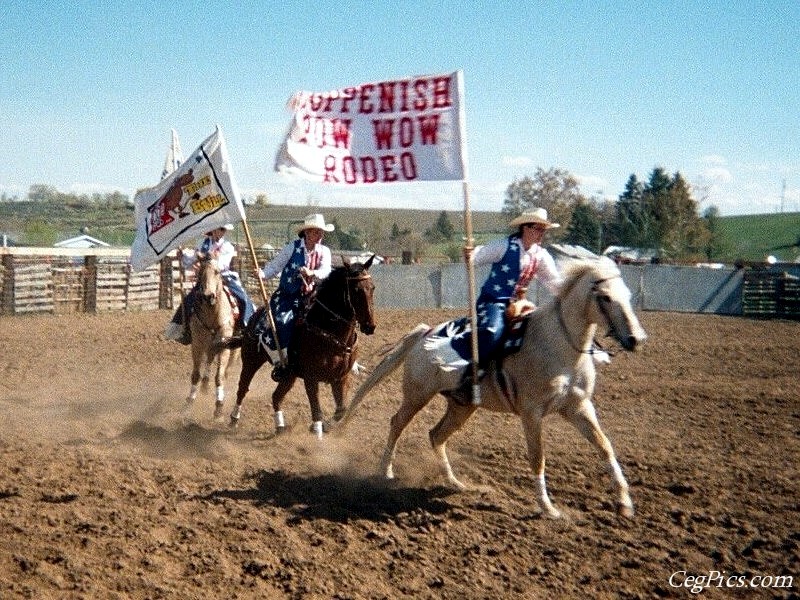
top-left (54, 235), bottom-right (111, 249)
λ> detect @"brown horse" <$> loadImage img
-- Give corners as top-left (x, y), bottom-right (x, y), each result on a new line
top-left (224, 256), bottom-right (377, 436)
top-left (185, 255), bottom-right (238, 419)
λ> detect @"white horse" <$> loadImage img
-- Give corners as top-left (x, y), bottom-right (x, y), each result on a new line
top-left (340, 258), bottom-right (647, 518)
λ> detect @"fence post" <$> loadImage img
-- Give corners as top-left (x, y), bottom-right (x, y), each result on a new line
top-left (1, 254), bottom-right (13, 315)
top-left (83, 255), bottom-right (98, 313)
top-left (159, 256), bottom-right (173, 309)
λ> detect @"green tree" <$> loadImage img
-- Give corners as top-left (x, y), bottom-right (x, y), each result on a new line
top-left (425, 210), bottom-right (455, 242)
top-left (564, 201), bottom-right (602, 252)
top-left (702, 205), bottom-right (726, 260)
top-left (501, 167), bottom-right (584, 234)
top-left (325, 219), bottom-right (363, 251)
top-left (613, 167), bottom-right (711, 261)
top-left (28, 184), bottom-right (58, 202)
top-left (613, 174), bottom-right (651, 249)
top-left (23, 218), bottom-right (59, 245)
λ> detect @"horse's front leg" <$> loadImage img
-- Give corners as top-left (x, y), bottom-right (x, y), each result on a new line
top-left (330, 375), bottom-right (349, 423)
top-left (271, 376), bottom-right (296, 434)
top-left (561, 395), bottom-right (634, 518)
top-left (212, 345), bottom-right (231, 418)
top-left (520, 409), bottom-right (561, 519)
top-left (186, 342), bottom-right (205, 407)
top-left (230, 341), bottom-right (268, 427)
top-left (303, 379), bottom-right (324, 438)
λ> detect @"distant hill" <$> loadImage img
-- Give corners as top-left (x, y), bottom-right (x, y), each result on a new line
top-left (1, 199), bottom-right (798, 263)
top-left (717, 211), bottom-right (800, 262)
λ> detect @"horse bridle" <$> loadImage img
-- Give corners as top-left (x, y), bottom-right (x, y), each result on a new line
top-left (304, 272), bottom-right (373, 348)
top-left (311, 272), bottom-right (372, 325)
top-left (555, 275), bottom-right (622, 355)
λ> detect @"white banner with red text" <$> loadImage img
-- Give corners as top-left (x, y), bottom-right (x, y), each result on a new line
top-left (275, 71), bottom-right (467, 184)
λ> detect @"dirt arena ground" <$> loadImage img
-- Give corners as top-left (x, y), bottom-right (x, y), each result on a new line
top-left (0, 308), bottom-right (798, 599)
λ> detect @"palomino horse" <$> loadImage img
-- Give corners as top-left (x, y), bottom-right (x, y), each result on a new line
top-left (225, 256), bottom-right (376, 436)
top-left (185, 255), bottom-right (238, 419)
top-left (340, 258), bottom-right (647, 518)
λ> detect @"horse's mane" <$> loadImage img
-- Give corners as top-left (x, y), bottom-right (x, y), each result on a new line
top-left (555, 257), bottom-right (620, 301)
top-left (315, 262), bottom-right (366, 295)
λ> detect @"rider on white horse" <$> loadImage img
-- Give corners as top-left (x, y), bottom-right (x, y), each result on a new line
top-left (447, 208), bottom-right (563, 400)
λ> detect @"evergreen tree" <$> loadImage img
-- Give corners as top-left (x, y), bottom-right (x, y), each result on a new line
top-left (565, 201), bottom-right (602, 252)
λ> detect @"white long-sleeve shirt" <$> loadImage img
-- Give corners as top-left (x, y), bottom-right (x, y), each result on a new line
top-left (260, 240), bottom-right (332, 282)
top-left (181, 237), bottom-right (236, 274)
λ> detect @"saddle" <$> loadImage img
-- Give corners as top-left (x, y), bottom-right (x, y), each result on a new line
top-left (426, 306), bottom-right (537, 405)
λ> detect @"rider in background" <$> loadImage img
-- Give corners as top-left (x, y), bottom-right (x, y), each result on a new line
top-left (164, 224), bottom-right (254, 343)
top-left (258, 213), bottom-right (334, 361)
top-left (451, 207), bottom-right (563, 370)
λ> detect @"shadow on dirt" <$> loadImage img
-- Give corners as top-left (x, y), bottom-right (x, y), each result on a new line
top-left (117, 420), bottom-right (229, 459)
top-left (204, 469), bottom-right (460, 524)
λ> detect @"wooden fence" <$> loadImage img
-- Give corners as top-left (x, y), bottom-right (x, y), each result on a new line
top-left (2, 247), bottom-right (799, 320)
top-left (742, 270), bottom-right (800, 319)
top-left (0, 246), bottom-right (279, 316)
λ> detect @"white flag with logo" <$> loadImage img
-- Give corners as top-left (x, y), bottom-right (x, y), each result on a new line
top-left (131, 126), bottom-right (245, 272)
top-left (275, 71), bottom-right (467, 184)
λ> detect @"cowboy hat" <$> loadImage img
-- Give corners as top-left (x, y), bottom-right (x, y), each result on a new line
top-left (204, 223), bottom-right (234, 235)
top-left (508, 208), bottom-right (560, 229)
top-left (296, 213), bottom-right (335, 234)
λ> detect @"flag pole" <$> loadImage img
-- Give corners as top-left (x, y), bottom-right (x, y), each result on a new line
top-left (461, 181), bottom-right (481, 405)
top-left (239, 218), bottom-right (288, 369)
top-left (455, 70), bottom-right (481, 405)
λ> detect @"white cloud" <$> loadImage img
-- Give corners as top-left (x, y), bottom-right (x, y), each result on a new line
top-left (700, 154), bottom-right (727, 168)
top-left (501, 156), bottom-right (533, 168)
top-left (701, 167), bottom-right (732, 184)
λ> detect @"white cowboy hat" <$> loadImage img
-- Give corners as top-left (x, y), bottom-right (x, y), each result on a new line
top-left (508, 208), bottom-right (560, 229)
top-left (205, 223), bottom-right (234, 235)
top-left (296, 213), bottom-right (335, 234)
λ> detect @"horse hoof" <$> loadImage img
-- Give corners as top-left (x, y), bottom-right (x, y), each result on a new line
top-left (213, 401), bottom-right (224, 419)
top-left (275, 425), bottom-right (287, 435)
top-left (617, 503), bottom-right (635, 519)
top-left (229, 415), bottom-right (240, 428)
top-left (543, 508), bottom-right (562, 519)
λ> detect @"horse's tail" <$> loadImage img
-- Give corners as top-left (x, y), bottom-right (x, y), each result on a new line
top-left (337, 324), bottom-right (431, 431)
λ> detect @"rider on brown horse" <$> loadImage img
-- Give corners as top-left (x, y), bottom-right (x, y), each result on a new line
top-left (256, 213), bottom-right (334, 372)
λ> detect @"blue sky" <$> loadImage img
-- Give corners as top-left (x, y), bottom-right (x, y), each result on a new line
top-left (1, 1), bottom-right (798, 216)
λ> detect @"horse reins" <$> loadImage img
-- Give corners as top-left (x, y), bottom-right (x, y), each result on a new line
top-left (555, 275), bottom-right (622, 356)
top-left (303, 272), bottom-right (372, 350)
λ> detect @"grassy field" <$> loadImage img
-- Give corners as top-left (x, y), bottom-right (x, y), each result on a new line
top-left (1, 200), bottom-right (798, 264)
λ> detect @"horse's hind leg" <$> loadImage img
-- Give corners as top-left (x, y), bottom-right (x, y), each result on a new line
top-left (429, 403), bottom-right (476, 490)
top-left (380, 389), bottom-right (437, 480)
top-left (561, 396), bottom-right (634, 518)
